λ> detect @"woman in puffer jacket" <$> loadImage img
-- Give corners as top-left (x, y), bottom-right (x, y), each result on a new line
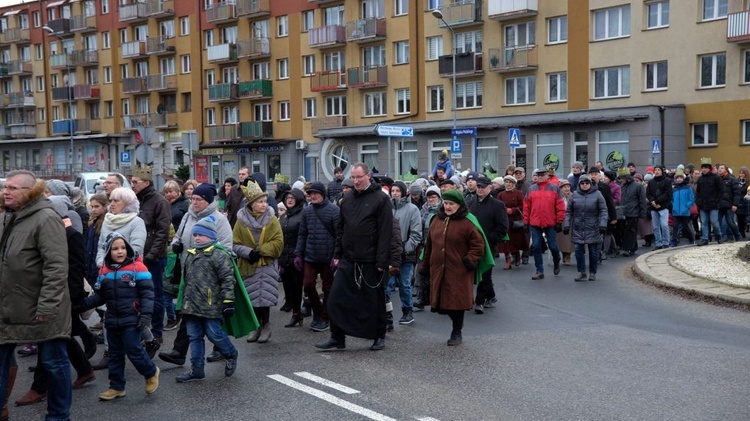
top-left (277, 189), bottom-right (306, 327)
top-left (563, 174), bottom-right (608, 282)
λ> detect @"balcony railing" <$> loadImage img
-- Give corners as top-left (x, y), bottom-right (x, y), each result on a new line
top-left (122, 41), bottom-right (147, 59)
top-left (346, 18), bottom-right (386, 42)
top-left (146, 74), bottom-right (176, 91)
top-left (146, 37), bottom-right (176, 55)
top-left (10, 125), bottom-right (36, 138)
top-left (207, 43), bottom-right (238, 62)
top-left (8, 93), bottom-right (34, 107)
top-left (2, 27), bottom-right (30, 43)
top-left (47, 19), bottom-right (72, 35)
top-left (7, 60), bottom-right (32, 75)
top-left (209, 124), bottom-right (238, 142)
top-left (347, 66), bottom-right (388, 88)
top-left (52, 87), bottom-right (74, 101)
top-left (74, 84), bottom-right (101, 100)
top-left (75, 119), bottom-right (101, 133)
top-left (728, 11), bottom-right (750, 43)
top-left (487, 46), bottom-right (537, 72)
top-left (208, 83), bottom-right (239, 102)
top-left (123, 77), bottom-right (148, 94)
top-left (238, 80), bottom-right (272, 99)
top-left (236, 38), bottom-right (270, 59)
top-left (487, 0), bottom-right (538, 20)
top-left (239, 121), bottom-right (273, 139)
top-left (0, 63), bottom-right (7, 78)
top-left (310, 70), bottom-right (347, 92)
top-left (206, 2), bottom-right (236, 23)
top-left (50, 54), bottom-right (69, 69)
top-left (123, 113), bottom-right (176, 130)
top-left (147, 0), bottom-right (174, 17)
top-left (236, 0), bottom-right (270, 17)
top-left (311, 116), bottom-right (347, 134)
top-left (438, 53), bottom-right (484, 77)
top-left (53, 119), bottom-right (78, 135)
top-left (70, 50), bottom-right (99, 66)
top-left (436, 0), bottom-right (483, 27)
top-left (309, 25), bottom-right (346, 48)
top-left (70, 15), bottom-right (97, 32)
top-left (119, 2), bottom-right (149, 22)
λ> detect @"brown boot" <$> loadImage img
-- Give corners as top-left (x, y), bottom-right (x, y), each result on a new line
top-left (1, 365), bottom-right (17, 420)
top-left (503, 255), bottom-right (512, 270)
top-left (13, 389), bottom-right (46, 407)
top-left (513, 252), bottom-right (521, 267)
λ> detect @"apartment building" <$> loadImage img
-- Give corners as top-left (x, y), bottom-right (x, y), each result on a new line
top-left (0, 0), bottom-right (748, 183)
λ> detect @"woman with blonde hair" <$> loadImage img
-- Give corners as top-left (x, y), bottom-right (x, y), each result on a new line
top-left (163, 180), bottom-right (189, 231)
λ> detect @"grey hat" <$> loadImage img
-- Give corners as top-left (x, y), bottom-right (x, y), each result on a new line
top-left (579, 174), bottom-right (592, 183)
top-left (573, 161), bottom-right (584, 169)
top-left (342, 178), bottom-right (354, 188)
top-left (408, 184), bottom-right (423, 195)
top-left (46, 179), bottom-right (71, 197)
top-left (425, 185), bottom-right (441, 198)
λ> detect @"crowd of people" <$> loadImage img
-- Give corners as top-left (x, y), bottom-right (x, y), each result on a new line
top-left (0, 150), bottom-right (748, 420)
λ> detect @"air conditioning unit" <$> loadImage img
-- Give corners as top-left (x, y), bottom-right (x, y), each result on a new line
top-left (295, 140), bottom-right (307, 150)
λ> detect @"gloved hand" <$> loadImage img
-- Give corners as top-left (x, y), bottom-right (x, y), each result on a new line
top-left (563, 227), bottom-right (570, 235)
top-left (247, 249), bottom-right (262, 264)
top-left (294, 256), bottom-right (303, 271)
top-left (172, 242), bottom-right (184, 254)
top-left (600, 227), bottom-right (607, 235)
top-left (222, 302), bottom-right (235, 318)
top-left (524, 225), bottom-right (530, 234)
top-left (555, 223), bottom-right (563, 233)
top-left (137, 315), bottom-right (151, 331)
top-left (461, 256), bottom-right (476, 271)
top-left (389, 266), bottom-right (400, 276)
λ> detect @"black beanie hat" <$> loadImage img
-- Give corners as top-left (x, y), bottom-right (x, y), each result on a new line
top-left (193, 183), bottom-right (217, 204)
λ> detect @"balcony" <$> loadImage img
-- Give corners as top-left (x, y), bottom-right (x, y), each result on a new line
top-left (488, 0), bottom-right (538, 21)
top-left (50, 54), bottom-right (69, 69)
top-left (310, 70), bottom-right (347, 92)
top-left (70, 15), bottom-right (98, 33)
top-left (209, 124), bottom-right (238, 142)
top-left (0, 125), bottom-right (8, 139)
top-left (207, 43), bottom-right (238, 63)
top-left (7, 60), bottom-right (32, 75)
top-left (2, 27), bottom-right (30, 43)
top-left (237, 38), bottom-right (270, 59)
top-left (728, 11), bottom-right (750, 43)
top-left (436, 0), bottom-right (483, 28)
top-left (8, 93), bottom-right (35, 108)
top-left (75, 119), bottom-right (102, 133)
top-left (309, 25), bottom-right (346, 49)
top-left (121, 41), bottom-right (147, 59)
top-left (238, 79), bottom-right (272, 99)
top-left (347, 66), bottom-right (388, 88)
top-left (438, 53), bottom-right (484, 77)
top-left (10, 125), bottom-right (36, 139)
top-left (147, 0), bottom-right (175, 18)
top-left (487, 46), bottom-right (537, 72)
top-left (52, 86), bottom-right (74, 101)
top-left (123, 77), bottom-right (148, 94)
top-left (70, 50), bottom-right (99, 67)
top-left (208, 83), bottom-right (239, 102)
top-left (0, 63), bottom-right (7, 78)
top-left (146, 74), bottom-right (176, 92)
top-left (236, 0), bottom-right (270, 18)
top-left (311, 115), bottom-right (347, 134)
top-left (239, 121), bottom-right (273, 140)
top-left (119, 2), bottom-right (149, 22)
top-left (123, 113), bottom-right (176, 130)
top-left (52, 119), bottom-right (78, 136)
top-left (74, 84), bottom-right (101, 100)
top-left (46, 19), bottom-right (72, 35)
top-left (346, 18), bottom-right (386, 43)
top-left (146, 36), bottom-right (176, 55)
top-left (206, 2), bottom-right (236, 24)
top-left (0, 94), bottom-right (7, 106)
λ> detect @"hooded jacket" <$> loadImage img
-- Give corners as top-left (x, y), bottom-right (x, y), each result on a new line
top-left (646, 173), bottom-right (673, 211)
top-left (564, 184), bottom-right (608, 244)
top-left (180, 243), bottom-right (235, 319)
top-left (136, 184), bottom-right (172, 263)
top-left (672, 179), bottom-right (695, 217)
top-left (695, 171), bottom-right (724, 211)
top-left (719, 173), bottom-right (741, 210)
top-left (391, 195), bottom-right (423, 263)
top-left (279, 189), bottom-right (305, 267)
top-left (173, 201), bottom-right (233, 263)
top-left (296, 193), bottom-right (339, 263)
top-left (523, 180), bottom-right (566, 228)
top-left (232, 206), bottom-right (283, 307)
top-left (619, 175), bottom-right (648, 218)
top-left (49, 196), bottom-right (88, 307)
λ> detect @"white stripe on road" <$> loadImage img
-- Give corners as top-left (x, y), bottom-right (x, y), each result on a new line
top-left (293, 371), bottom-right (361, 394)
top-left (268, 374), bottom-right (398, 421)
top-left (415, 418), bottom-right (441, 421)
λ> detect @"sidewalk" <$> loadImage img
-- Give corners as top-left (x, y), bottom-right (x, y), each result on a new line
top-left (633, 246), bottom-right (750, 304)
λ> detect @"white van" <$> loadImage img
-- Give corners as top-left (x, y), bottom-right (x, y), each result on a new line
top-left (74, 172), bottom-right (130, 202)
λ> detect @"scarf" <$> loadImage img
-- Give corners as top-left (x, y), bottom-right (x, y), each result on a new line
top-left (103, 211), bottom-right (138, 230)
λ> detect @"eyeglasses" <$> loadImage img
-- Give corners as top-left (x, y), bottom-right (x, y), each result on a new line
top-left (4, 186), bottom-right (30, 192)
top-left (579, 181), bottom-right (591, 185)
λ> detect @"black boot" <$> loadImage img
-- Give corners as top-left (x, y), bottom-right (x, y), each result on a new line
top-left (158, 350), bottom-right (186, 366)
top-left (301, 298), bottom-right (312, 318)
top-left (285, 313), bottom-right (304, 328)
top-left (447, 331), bottom-right (462, 346)
top-left (315, 337), bottom-right (345, 351)
top-left (385, 311), bottom-right (394, 332)
top-left (370, 336), bottom-right (385, 351)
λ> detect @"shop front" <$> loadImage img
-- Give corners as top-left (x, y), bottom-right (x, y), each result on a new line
top-left (195, 142), bottom-right (291, 187)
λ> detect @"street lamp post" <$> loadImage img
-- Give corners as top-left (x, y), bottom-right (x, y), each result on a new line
top-left (43, 25), bottom-right (75, 176)
top-left (432, 10), bottom-right (457, 140)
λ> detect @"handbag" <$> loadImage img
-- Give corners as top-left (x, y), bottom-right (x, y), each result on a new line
top-left (511, 219), bottom-right (525, 231)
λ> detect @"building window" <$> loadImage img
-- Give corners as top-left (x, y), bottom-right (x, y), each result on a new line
top-left (394, 41), bottom-right (409, 65)
top-left (744, 50), bottom-right (750, 84)
top-left (361, 144), bottom-right (379, 174)
top-left (505, 76), bottom-right (536, 105)
top-left (122, 99), bottom-right (130, 116)
top-left (364, 92), bottom-right (386, 117)
top-left (33, 11), bottom-right (40, 27)
top-left (362, 45), bottom-right (386, 67)
top-left (252, 62), bottom-right (270, 80)
top-left (119, 29), bottom-right (127, 44)
top-left (180, 17), bottom-right (190, 35)
top-left (692, 123), bottom-right (718, 146)
top-left (37, 108), bottom-right (45, 122)
top-left (160, 57), bottom-right (175, 75)
top-left (303, 55), bottom-right (315, 76)
top-left (304, 98), bottom-right (316, 119)
top-left (105, 101), bottom-right (113, 118)
top-left (456, 81), bottom-right (482, 109)
top-left (426, 36), bottom-right (442, 61)
top-left (101, 0), bottom-right (109, 14)
top-left (103, 66), bottom-right (112, 83)
top-left (428, 85), bottom-right (444, 112)
top-left (206, 108), bottom-right (216, 126)
top-left (593, 66), bottom-right (630, 98)
top-left (700, 53), bottom-right (725, 88)
top-left (644, 61), bottom-right (668, 91)
top-left (427, 0), bottom-right (443, 11)
top-left (743, 120), bottom-right (750, 145)
top-left (205, 69), bottom-right (215, 86)
top-left (702, 0), bottom-right (727, 21)
top-left (102, 32), bottom-right (110, 49)
top-left (301, 10), bottom-right (314, 32)
top-left (398, 140), bottom-right (418, 181)
top-left (454, 30), bottom-right (482, 54)
top-left (204, 30), bottom-right (213, 48)
top-left (547, 16), bottom-right (567, 44)
top-left (36, 76), bottom-right (44, 92)
top-left (323, 51), bottom-right (345, 71)
top-left (278, 59), bottom-right (289, 79)
top-left (548, 72), bottom-right (567, 102)
top-left (222, 105), bottom-right (238, 124)
top-left (396, 88), bottom-right (410, 114)
top-left (277, 15), bottom-right (288, 37)
top-left (505, 22), bottom-right (535, 48)
top-left (279, 101), bottom-right (290, 121)
top-left (326, 95), bottom-right (346, 116)
top-left (181, 55), bottom-right (191, 73)
top-left (89, 102), bottom-right (100, 120)
top-left (35, 44), bottom-right (42, 60)
top-left (593, 5), bottom-right (630, 41)
top-left (182, 93), bottom-right (191, 111)
top-left (395, 0), bottom-right (408, 16)
top-left (646, 1), bottom-right (669, 29)
top-left (254, 103), bottom-right (271, 122)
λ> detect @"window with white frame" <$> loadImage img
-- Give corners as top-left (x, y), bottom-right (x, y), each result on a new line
top-left (361, 0), bottom-right (385, 18)
top-left (323, 51), bottom-right (345, 71)
top-left (360, 144), bottom-right (379, 173)
top-left (303, 55), bottom-right (315, 76)
top-left (161, 57), bottom-right (175, 75)
top-left (548, 72), bottom-right (567, 102)
top-left (477, 137), bottom-right (499, 177)
top-left (32, 11), bottom-right (40, 28)
top-left (304, 98), bottom-right (316, 118)
top-left (505, 22), bottom-right (535, 48)
top-left (506, 76), bottom-right (535, 105)
top-left (428, 85), bottom-right (444, 112)
top-left (395, 0), bottom-right (408, 16)
top-left (277, 15), bottom-right (288, 37)
top-left (181, 55), bottom-right (191, 73)
top-left (134, 61), bottom-right (148, 77)
top-left (52, 106), bottom-right (59, 121)
top-left (593, 66), bottom-right (630, 98)
top-left (691, 123), bottom-right (718, 146)
top-left (278, 59), bottom-right (289, 79)
top-left (102, 32), bottom-right (110, 49)
top-left (38, 108), bottom-right (45, 122)
top-left (85, 69), bottom-right (97, 85)
top-left (326, 95), bottom-right (346, 116)
top-left (593, 5), bottom-right (630, 41)
top-left (398, 140), bottom-right (418, 181)
top-left (222, 105), bottom-right (238, 124)
top-left (122, 99), bottom-right (130, 116)
top-left (204, 30), bottom-right (214, 48)
top-left (36, 76), bottom-right (44, 92)
top-left (547, 16), bottom-right (567, 44)
top-left (456, 81), bottom-right (482, 109)
top-left (252, 20), bottom-right (270, 38)
top-left (120, 64), bottom-right (129, 79)
top-left (394, 41), bottom-right (409, 65)
top-left (48, 9), bottom-right (56, 21)
top-left (455, 30), bottom-right (482, 54)
top-left (646, 1), bottom-right (669, 29)
top-left (119, 29), bottom-right (127, 44)
top-left (19, 13), bottom-right (28, 29)
top-left (19, 46), bottom-right (30, 62)
top-left (160, 20), bottom-right (174, 38)
top-left (279, 101), bottom-right (290, 121)
top-left (700, 53), bottom-right (725, 88)
top-left (103, 66), bottom-right (112, 83)
top-left (427, 0), bottom-right (443, 11)
top-left (396, 88), bottom-right (410, 114)
top-left (221, 26), bottom-right (237, 43)
top-left (101, 0), bottom-right (109, 14)
top-left (89, 102), bottom-right (99, 120)
top-left (324, 5), bottom-right (344, 25)
top-left (223, 67), bottom-right (238, 84)
top-left (84, 34), bottom-right (97, 51)
top-left (644, 61), bottom-right (668, 91)
top-left (742, 120), bottom-right (750, 144)
top-left (84, 0), bottom-right (96, 17)
top-left (180, 17), bottom-right (190, 35)
top-left (702, 0), bottom-right (727, 21)
top-left (364, 91), bottom-right (386, 117)
top-left (252, 62), bottom-right (270, 80)
top-left (206, 108), bottom-right (216, 126)
top-left (301, 10), bottom-right (314, 32)
top-left (135, 97), bottom-right (149, 114)
top-left (105, 101), bottom-right (113, 118)
top-left (205, 69), bottom-right (215, 86)
top-left (426, 36), bottom-right (442, 60)
top-left (254, 103), bottom-right (271, 122)
top-left (134, 25), bottom-right (148, 41)
top-left (362, 45), bottom-right (386, 67)
top-left (744, 50), bottom-right (750, 84)
top-left (35, 44), bottom-right (42, 60)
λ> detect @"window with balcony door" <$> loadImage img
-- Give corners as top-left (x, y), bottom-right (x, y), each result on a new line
top-left (161, 21), bottom-right (174, 39)
top-left (593, 66), bottom-right (630, 98)
top-left (593, 5), bottom-right (630, 41)
top-left (19, 13), bottom-right (28, 29)
top-left (222, 106), bottom-right (238, 124)
top-left (84, 35), bottom-right (97, 51)
top-left (222, 26), bottom-right (237, 44)
top-left (48, 9), bottom-right (56, 21)
top-left (362, 45), bottom-right (385, 67)
top-left (505, 76), bottom-right (535, 105)
top-left (205, 30), bottom-right (214, 48)
top-left (324, 6), bottom-right (344, 25)
top-left (253, 20), bottom-right (270, 38)
top-left (455, 30), bottom-right (482, 54)
top-left (135, 61), bottom-right (148, 77)
top-left (394, 41), bottom-right (409, 65)
top-left (85, 69), bottom-right (98, 85)
top-left (456, 81), bottom-right (482, 109)
top-left (134, 25), bottom-right (148, 41)
top-left (323, 51), bottom-right (345, 71)
top-left (426, 36), bottom-right (442, 61)
top-left (646, 1), bottom-right (669, 29)
top-left (62, 5), bottom-right (71, 19)
top-left (644, 61), bottom-right (668, 91)
top-left (136, 97), bottom-right (149, 115)
top-left (223, 67), bottom-right (238, 84)
top-left (699, 53), bottom-right (725, 88)
top-left (253, 62), bottom-right (270, 80)
top-left (161, 58), bottom-right (175, 76)
top-left (326, 95), bottom-right (346, 116)
top-left (360, 0), bottom-right (384, 19)
top-left (89, 103), bottom-right (100, 120)
top-left (395, 88), bottom-right (410, 114)
top-left (20, 46), bottom-right (30, 62)
top-left (302, 11), bottom-right (314, 32)
top-left (254, 103), bottom-right (271, 122)
top-left (428, 85), bottom-right (444, 112)
top-left (702, 0), bottom-right (727, 21)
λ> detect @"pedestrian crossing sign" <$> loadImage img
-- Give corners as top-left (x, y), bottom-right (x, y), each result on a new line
top-left (509, 128), bottom-right (521, 147)
top-left (652, 139), bottom-right (661, 156)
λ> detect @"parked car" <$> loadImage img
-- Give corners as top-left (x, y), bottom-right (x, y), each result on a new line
top-left (74, 172), bottom-right (130, 202)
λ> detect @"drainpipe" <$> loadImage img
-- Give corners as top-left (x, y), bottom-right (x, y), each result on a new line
top-left (659, 106), bottom-right (666, 167)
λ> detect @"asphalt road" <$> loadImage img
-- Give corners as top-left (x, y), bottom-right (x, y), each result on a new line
top-left (10, 254), bottom-right (750, 421)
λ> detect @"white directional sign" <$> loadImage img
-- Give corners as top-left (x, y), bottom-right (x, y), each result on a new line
top-left (652, 139), bottom-right (661, 156)
top-left (509, 128), bottom-right (521, 147)
top-left (376, 125), bottom-right (413, 138)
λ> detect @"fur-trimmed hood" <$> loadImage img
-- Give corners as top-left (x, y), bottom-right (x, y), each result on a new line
top-left (5, 180), bottom-right (47, 213)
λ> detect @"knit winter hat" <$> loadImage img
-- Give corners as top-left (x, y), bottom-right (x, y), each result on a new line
top-left (193, 215), bottom-right (218, 243)
top-left (408, 183), bottom-right (423, 195)
top-left (426, 185), bottom-right (442, 198)
top-left (306, 181), bottom-right (326, 196)
top-left (572, 161), bottom-right (584, 169)
top-left (46, 179), bottom-right (71, 197)
top-left (241, 181), bottom-right (268, 206)
top-left (192, 183), bottom-right (216, 204)
top-left (441, 189), bottom-right (464, 205)
top-left (342, 178), bottom-right (354, 188)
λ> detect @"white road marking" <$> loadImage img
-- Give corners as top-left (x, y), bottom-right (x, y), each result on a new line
top-left (415, 417), bottom-right (441, 421)
top-left (293, 371), bottom-right (361, 395)
top-left (268, 374), bottom-right (398, 421)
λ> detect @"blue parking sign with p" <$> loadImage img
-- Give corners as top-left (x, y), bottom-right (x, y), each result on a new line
top-left (451, 139), bottom-right (462, 153)
top-left (120, 152), bottom-right (131, 163)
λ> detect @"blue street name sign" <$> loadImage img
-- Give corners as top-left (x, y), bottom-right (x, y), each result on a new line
top-left (376, 125), bottom-right (414, 137)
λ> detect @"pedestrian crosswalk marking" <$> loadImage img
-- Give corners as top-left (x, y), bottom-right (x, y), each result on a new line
top-left (294, 371), bottom-right (360, 394)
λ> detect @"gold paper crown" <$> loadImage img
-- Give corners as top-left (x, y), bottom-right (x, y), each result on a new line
top-left (617, 168), bottom-right (630, 177)
top-left (241, 180), bottom-right (267, 206)
top-left (700, 157), bottom-right (712, 166)
top-left (133, 165), bottom-right (152, 181)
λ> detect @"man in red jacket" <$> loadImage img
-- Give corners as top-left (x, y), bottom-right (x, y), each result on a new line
top-left (523, 168), bottom-right (566, 280)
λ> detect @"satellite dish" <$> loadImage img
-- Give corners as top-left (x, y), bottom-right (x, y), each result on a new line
top-left (156, 103), bottom-right (166, 115)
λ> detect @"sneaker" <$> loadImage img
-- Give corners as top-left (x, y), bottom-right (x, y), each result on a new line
top-left (225, 350), bottom-right (238, 377)
top-left (531, 272), bottom-right (544, 280)
top-left (98, 389), bottom-right (126, 401)
top-left (176, 370), bottom-right (205, 383)
top-left (17, 344), bottom-right (37, 357)
top-left (145, 367), bottom-right (160, 394)
top-left (398, 310), bottom-right (414, 325)
top-left (164, 319), bottom-right (179, 331)
top-left (483, 297), bottom-right (497, 308)
top-left (72, 371), bottom-right (96, 389)
top-left (144, 340), bottom-right (161, 359)
top-left (474, 304), bottom-right (484, 314)
top-left (588, 273), bottom-right (597, 282)
top-left (574, 272), bottom-right (587, 282)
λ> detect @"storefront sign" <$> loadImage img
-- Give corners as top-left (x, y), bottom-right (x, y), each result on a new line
top-left (605, 150), bottom-right (625, 171)
top-left (235, 145), bottom-right (282, 154)
top-left (543, 153), bottom-right (560, 171)
top-left (198, 148), bottom-right (225, 156)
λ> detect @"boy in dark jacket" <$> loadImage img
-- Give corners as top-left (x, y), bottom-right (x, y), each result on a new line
top-left (175, 216), bottom-right (238, 383)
